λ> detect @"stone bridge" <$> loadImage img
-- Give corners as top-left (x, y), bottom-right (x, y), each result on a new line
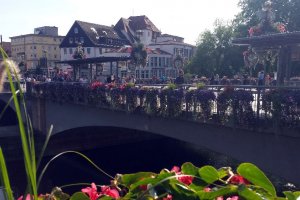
top-left (20, 82), bottom-right (300, 185)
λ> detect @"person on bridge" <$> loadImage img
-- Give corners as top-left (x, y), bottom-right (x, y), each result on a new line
top-left (175, 70), bottom-right (184, 85)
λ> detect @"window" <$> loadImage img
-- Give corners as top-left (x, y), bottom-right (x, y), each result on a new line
top-left (99, 48), bottom-right (102, 54)
top-left (166, 58), bottom-right (170, 67)
top-left (54, 38), bottom-right (57, 42)
top-left (80, 37), bottom-right (84, 43)
top-left (64, 48), bottom-right (67, 55)
top-left (87, 48), bottom-right (91, 54)
top-left (69, 38), bottom-right (73, 44)
top-left (150, 57), bottom-right (154, 67)
top-left (158, 57), bottom-right (162, 67)
top-left (69, 48), bottom-right (73, 54)
top-left (75, 37), bottom-right (79, 43)
top-left (154, 57), bottom-right (157, 67)
top-left (145, 70), bottom-right (149, 78)
top-left (74, 27), bottom-right (78, 34)
top-left (162, 57), bottom-right (165, 67)
top-left (135, 70), bottom-right (140, 79)
top-left (141, 70), bottom-right (145, 79)
top-left (54, 47), bottom-right (57, 50)
top-left (34, 46), bottom-right (36, 49)
top-left (54, 55), bottom-right (57, 59)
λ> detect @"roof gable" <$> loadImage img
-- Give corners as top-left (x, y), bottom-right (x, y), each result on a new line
top-left (128, 15), bottom-right (160, 33)
top-left (60, 20), bottom-right (130, 48)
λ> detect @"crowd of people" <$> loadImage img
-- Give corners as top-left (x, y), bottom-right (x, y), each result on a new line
top-left (24, 68), bottom-right (278, 87)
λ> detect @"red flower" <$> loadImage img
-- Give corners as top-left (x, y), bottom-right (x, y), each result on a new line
top-left (229, 175), bottom-right (250, 185)
top-left (170, 166), bottom-right (194, 185)
top-left (91, 81), bottom-right (104, 90)
top-left (163, 194), bottom-right (173, 200)
top-left (81, 183), bottom-right (100, 200)
top-left (178, 175), bottom-right (194, 185)
top-left (100, 186), bottom-right (120, 199)
top-left (139, 184), bottom-right (148, 191)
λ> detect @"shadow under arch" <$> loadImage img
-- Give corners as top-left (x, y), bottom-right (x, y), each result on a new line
top-left (37, 126), bottom-right (218, 194)
top-left (0, 99), bottom-right (17, 126)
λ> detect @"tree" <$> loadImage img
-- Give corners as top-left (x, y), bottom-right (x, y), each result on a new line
top-left (235, 0), bottom-right (300, 37)
top-left (187, 20), bottom-right (244, 77)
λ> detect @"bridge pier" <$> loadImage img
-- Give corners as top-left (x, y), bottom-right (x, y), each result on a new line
top-left (29, 97), bottom-right (46, 134)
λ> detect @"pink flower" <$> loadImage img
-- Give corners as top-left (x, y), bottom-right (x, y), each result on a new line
top-left (17, 194), bottom-right (32, 200)
top-left (100, 186), bottom-right (120, 199)
top-left (81, 183), bottom-right (100, 200)
top-left (163, 194), bottom-right (173, 200)
top-left (216, 197), bottom-right (224, 200)
top-left (226, 196), bottom-right (239, 200)
top-left (277, 24), bottom-right (286, 33)
top-left (204, 187), bottom-right (211, 192)
top-left (229, 175), bottom-right (250, 185)
top-left (249, 27), bottom-right (255, 36)
top-left (171, 166), bottom-right (180, 173)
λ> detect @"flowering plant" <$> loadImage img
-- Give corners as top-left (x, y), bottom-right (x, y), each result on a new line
top-left (18, 162), bottom-right (299, 200)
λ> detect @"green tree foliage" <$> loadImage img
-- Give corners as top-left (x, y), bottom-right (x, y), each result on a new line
top-left (187, 21), bottom-right (244, 77)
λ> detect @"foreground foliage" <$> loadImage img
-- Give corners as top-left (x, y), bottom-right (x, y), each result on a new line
top-left (27, 162), bottom-right (300, 200)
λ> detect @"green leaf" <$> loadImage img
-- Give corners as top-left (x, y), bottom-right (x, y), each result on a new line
top-left (283, 191), bottom-right (297, 200)
top-left (99, 196), bottom-right (114, 200)
top-left (197, 185), bottom-right (238, 199)
top-left (218, 167), bottom-right (230, 179)
top-left (70, 192), bottom-right (90, 200)
top-left (167, 183), bottom-right (198, 200)
top-left (238, 185), bottom-right (263, 200)
top-left (199, 166), bottom-right (220, 184)
top-left (0, 148), bottom-right (13, 200)
top-left (130, 172), bottom-right (172, 191)
top-left (294, 192), bottom-right (300, 198)
top-left (181, 162), bottom-right (199, 176)
top-left (121, 172), bottom-right (156, 187)
top-left (237, 163), bottom-right (276, 197)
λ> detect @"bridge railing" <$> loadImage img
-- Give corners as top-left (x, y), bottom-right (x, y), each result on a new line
top-left (27, 82), bottom-right (300, 134)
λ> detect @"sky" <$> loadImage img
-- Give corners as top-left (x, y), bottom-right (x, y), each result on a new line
top-left (0, 0), bottom-right (241, 45)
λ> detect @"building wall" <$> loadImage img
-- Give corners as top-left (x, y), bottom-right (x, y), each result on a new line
top-left (136, 30), bottom-right (153, 46)
top-left (11, 35), bottom-right (64, 70)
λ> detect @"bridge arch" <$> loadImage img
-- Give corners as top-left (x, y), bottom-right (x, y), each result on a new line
top-left (38, 100), bottom-right (300, 185)
top-left (0, 99), bottom-right (17, 126)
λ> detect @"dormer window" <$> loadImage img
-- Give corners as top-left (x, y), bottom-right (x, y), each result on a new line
top-left (80, 37), bottom-right (84, 43)
top-left (74, 27), bottom-right (78, 34)
top-left (69, 38), bottom-right (73, 44)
